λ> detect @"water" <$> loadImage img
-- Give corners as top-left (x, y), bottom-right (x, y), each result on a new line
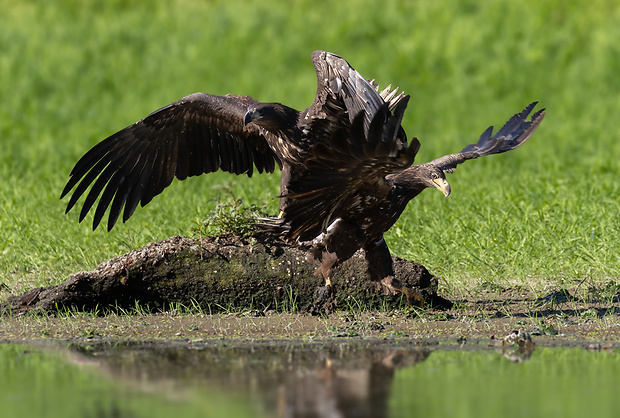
top-left (1, 340), bottom-right (619, 417)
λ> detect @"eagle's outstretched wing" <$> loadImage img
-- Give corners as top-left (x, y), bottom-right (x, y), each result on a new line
top-left (305, 51), bottom-right (408, 135)
top-left (271, 51), bottom-right (418, 240)
top-left (430, 102), bottom-right (545, 174)
top-left (284, 87), bottom-right (419, 241)
top-left (61, 93), bottom-right (280, 231)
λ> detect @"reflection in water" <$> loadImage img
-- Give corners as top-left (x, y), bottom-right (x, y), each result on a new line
top-left (68, 341), bottom-right (431, 417)
top-left (495, 330), bottom-right (536, 363)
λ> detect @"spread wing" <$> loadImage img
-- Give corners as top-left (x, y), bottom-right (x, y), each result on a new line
top-left (304, 51), bottom-right (408, 137)
top-left (61, 93), bottom-right (280, 231)
top-left (430, 102), bottom-right (545, 173)
top-left (272, 51), bottom-right (417, 240)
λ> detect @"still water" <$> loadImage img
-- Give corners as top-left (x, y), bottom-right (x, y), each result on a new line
top-left (1, 340), bottom-right (619, 417)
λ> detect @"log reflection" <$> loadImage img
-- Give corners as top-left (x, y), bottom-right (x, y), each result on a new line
top-left (68, 341), bottom-right (431, 417)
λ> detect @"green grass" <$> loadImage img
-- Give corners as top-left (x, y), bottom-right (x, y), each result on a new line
top-left (0, 344), bottom-right (263, 417)
top-left (391, 348), bottom-right (620, 418)
top-left (1, 0), bottom-right (619, 293)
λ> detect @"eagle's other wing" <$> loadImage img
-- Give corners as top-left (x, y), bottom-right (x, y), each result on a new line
top-left (275, 52), bottom-right (420, 241)
top-left (305, 50), bottom-right (408, 138)
top-left (430, 102), bottom-right (545, 174)
top-left (61, 93), bottom-right (280, 231)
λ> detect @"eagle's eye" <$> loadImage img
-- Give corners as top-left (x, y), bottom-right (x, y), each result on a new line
top-left (431, 172), bottom-right (439, 179)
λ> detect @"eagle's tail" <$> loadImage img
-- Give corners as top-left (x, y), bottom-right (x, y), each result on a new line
top-left (252, 216), bottom-right (291, 238)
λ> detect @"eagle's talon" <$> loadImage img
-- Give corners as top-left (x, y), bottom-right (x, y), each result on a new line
top-left (307, 284), bottom-right (337, 315)
top-left (314, 285), bottom-right (333, 303)
top-left (380, 276), bottom-right (424, 307)
top-left (400, 286), bottom-right (424, 307)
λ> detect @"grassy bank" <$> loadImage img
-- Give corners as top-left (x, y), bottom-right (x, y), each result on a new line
top-left (1, 0), bottom-right (619, 295)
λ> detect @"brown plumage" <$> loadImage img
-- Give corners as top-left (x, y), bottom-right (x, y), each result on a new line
top-left (273, 99), bottom-right (544, 308)
top-left (62, 50), bottom-right (544, 308)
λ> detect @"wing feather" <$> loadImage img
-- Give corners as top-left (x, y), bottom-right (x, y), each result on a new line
top-left (61, 93), bottom-right (281, 230)
top-left (283, 107), bottom-right (418, 241)
top-left (123, 150), bottom-right (156, 222)
top-left (431, 102), bottom-right (545, 174)
top-left (306, 51), bottom-right (409, 137)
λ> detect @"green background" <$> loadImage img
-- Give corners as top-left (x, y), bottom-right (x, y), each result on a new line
top-left (1, 0), bottom-right (618, 292)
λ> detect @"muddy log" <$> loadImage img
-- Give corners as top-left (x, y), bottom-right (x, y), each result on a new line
top-left (2, 235), bottom-right (452, 314)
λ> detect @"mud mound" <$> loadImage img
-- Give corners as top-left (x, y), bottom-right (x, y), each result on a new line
top-left (1, 235), bottom-right (452, 314)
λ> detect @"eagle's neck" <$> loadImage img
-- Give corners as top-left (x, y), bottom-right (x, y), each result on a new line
top-left (251, 103), bottom-right (304, 162)
top-left (387, 165), bottom-right (431, 201)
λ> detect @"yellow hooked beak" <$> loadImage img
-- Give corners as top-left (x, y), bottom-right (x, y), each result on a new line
top-left (433, 178), bottom-right (451, 197)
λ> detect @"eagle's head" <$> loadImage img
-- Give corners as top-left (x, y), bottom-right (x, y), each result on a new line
top-left (423, 165), bottom-right (451, 197)
top-left (390, 164), bottom-right (451, 198)
top-left (244, 103), bottom-right (299, 131)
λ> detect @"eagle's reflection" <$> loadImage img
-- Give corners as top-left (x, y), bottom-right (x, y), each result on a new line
top-left (277, 348), bottom-right (429, 418)
top-left (68, 341), bottom-right (430, 417)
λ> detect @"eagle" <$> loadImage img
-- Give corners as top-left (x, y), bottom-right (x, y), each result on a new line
top-left (61, 50), bottom-right (545, 307)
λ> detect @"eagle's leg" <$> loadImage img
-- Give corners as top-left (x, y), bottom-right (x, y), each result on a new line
top-left (305, 219), bottom-right (364, 314)
top-left (306, 248), bottom-right (339, 314)
top-left (364, 237), bottom-right (424, 307)
top-left (278, 164), bottom-right (292, 219)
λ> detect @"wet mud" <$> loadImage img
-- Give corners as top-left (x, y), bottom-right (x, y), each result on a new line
top-left (1, 235), bottom-right (452, 315)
